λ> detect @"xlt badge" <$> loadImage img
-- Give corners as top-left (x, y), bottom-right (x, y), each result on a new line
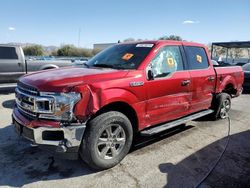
top-left (129, 81), bottom-right (144, 87)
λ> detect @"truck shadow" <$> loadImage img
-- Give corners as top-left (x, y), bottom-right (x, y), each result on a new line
top-left (0, 124), bottom-right (94, 187)
top-left (0, 123), bottom-right (193, 187)
top-left (2, 99), bottom-right (15, 109)
top-left (158, 130), bottom-right (250, 188)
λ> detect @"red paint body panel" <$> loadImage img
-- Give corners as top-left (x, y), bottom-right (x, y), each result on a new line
top-left (145, 71), bottom-right (191, 126)
top-left (15, 40), bottom-right (244, 131)
top-left (214, 66), bottom-right (244, 95)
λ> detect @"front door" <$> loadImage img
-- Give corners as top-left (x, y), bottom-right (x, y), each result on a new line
top-left (145, 45), bottom-right (191, 126)
top-left (0, 46), bottom-right (24, 83)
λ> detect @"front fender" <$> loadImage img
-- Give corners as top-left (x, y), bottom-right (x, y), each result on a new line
top-left (100, 88), bottom-right (140, 107)
top-left (73, 86), bottom-right (141, 120)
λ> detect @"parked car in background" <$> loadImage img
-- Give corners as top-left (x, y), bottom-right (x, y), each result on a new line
top-left (243, 63), bottom-right (250, 90)
top-left (71, 57), bottom-right (89, 66)
top-left (211, 41), bottom-right (250, 67)
top-left (0, 44), bottom-right (72, 83)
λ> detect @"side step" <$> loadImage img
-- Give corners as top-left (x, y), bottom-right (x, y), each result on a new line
top-left (140, 109), bottom-right (214, 136)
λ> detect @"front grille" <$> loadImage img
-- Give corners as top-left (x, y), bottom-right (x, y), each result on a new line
top-left (16, 81), bottom-right (38, 119)
top-left (16, 81), bottom-right (55, 119)
top-left (17, 81), bottom-right (39, 96)
top-left (18, 105), bottom-right (37, 118)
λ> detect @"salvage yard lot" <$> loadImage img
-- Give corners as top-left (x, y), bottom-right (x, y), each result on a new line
top-left (0, 88), bottom-right (249, 188)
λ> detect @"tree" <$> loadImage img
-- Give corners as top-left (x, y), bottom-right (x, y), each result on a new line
top-left (159, 35), bottom-right (183, 41)
top-left (57, 45), bottom-right (74, 56)
top-left (57, 45), bottom-right (93, 57)
top-left (23, 45), bottom-right (44, 56)
top-left (123, 38), bottom-right (136, 42)
top-left (92, 48), bottom-right (102, 55)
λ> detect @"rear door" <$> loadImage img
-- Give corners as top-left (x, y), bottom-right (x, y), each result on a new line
top-left (0, 46), bottom-right (24, 83)
top-left (184, 46), bottom-right (216, 113)
top-left (145, 45), bottom-right (191, 126)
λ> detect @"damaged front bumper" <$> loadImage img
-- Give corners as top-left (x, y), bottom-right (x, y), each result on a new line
top-left (12, 108), bottom-right (86, 159)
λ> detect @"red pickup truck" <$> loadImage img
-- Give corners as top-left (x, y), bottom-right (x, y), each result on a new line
top-left (12, 40), bottom-right (244, 170)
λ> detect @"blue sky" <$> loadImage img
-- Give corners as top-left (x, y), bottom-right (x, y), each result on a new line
top-left (0, 0), bottom-right (249, 48)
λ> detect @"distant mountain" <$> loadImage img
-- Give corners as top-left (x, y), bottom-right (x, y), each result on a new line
top-left (4, 42), bottom-right (58, 53)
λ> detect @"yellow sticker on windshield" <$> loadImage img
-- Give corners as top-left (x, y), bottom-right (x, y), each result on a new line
top-left (196, 55), bottom-right (202, 63)
top-left (122, 53), bottom-right (134, 61)
top-left (167, 57), bottom-right (175, 67)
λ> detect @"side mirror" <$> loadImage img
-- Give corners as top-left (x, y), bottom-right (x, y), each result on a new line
top-left (147, 70), bottom-right (154, 80)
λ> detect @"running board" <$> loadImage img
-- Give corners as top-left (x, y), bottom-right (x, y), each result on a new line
top-left (140, 109), bottom-right (214, 136)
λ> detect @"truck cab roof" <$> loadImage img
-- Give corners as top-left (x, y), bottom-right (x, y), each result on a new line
top-left (121, 40), bottom-right (206, 48)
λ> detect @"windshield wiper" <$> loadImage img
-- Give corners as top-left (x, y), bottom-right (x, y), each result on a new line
top-left (92, 64), bottom-right (114, 68)
top-left (83, 62), bottom-right (89, 68)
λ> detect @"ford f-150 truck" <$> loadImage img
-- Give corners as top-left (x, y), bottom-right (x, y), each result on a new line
top-left (12, 40), bottom-right (244, 170)
top-left (0, 44), bottom-right (72, 83)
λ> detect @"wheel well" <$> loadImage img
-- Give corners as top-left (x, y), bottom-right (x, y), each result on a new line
top-left (43, 67), bottom-right (56, 70)
top-left (93, 102), bottom-right (138, 132)
top-left (223, 83), bottom-right (237, 96)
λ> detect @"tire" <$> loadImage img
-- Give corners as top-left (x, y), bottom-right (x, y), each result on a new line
top-left (212, 93), bottom-right (231, 120)
top-left (80, 111), bottom-right (133, 170)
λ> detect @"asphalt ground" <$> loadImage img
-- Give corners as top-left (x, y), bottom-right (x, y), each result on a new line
top-left (0, 86), bottom-right (249, 188)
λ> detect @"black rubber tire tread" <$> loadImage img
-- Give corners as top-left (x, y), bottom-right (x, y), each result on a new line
top-left (80, 111), bottom-right (133, 170)
top-left (212, 93), bottom-right (231, 120)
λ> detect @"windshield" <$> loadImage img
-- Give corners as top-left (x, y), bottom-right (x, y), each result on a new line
top-left (86, 43), bottom-right (154, 69)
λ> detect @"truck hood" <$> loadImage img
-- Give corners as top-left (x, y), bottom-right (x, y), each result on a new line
top-left (19, 67), bottom-right (128, 92)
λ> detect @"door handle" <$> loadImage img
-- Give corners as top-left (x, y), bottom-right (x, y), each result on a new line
top-left (181, 80), bottom-right (190, 86)
top-left (208, 76), bottom-right (215, 81)
top-left (18, 62), bottom-right (21, 66)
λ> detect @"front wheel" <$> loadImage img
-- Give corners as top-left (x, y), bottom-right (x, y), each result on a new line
top-left (80, 111), bottom-right (133, 170)
top-left (212, 93), bottom-right (231, 119)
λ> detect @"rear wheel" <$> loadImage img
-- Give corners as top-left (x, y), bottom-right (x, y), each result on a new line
top-left (212, 93), bottom-right (231, 119)
top-left (80, 111), bottom-right (133, 170)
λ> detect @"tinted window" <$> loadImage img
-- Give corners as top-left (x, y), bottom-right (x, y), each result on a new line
top-left (184, 46), bottom-right (209, 70)
top-left (149, 46), bottom-right (184, 78)
top-left (87, 43), bottom-right (153, 69)
top-left (0, 47), bottom-right (18, 59)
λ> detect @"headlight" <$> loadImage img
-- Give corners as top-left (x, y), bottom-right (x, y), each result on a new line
top-left (37, 92), bottom-right (81, 121)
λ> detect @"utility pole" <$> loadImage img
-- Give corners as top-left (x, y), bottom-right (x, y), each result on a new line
top-left (78, 28), bottom-right (81, 47)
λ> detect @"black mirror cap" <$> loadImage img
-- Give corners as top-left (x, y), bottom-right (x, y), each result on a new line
top-left (147, 70), bottom-right (154, 80)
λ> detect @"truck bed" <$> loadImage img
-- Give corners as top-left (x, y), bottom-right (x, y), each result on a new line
top-left (214, 66), bottom-right (244, 95)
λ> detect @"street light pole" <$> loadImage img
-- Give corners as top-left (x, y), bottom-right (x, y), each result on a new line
top-left (78, 28), bottom-right (81, 47)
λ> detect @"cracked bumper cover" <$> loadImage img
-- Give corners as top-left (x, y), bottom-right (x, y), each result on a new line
top-left (12, 108), bottom-right (86, 158)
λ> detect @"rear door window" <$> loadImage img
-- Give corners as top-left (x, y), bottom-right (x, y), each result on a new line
top-left (184, 46), bottom-right (209, 70)
top-left (0, 47), bottom-right (18, 59)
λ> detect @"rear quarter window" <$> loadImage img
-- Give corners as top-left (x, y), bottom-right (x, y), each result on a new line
top-left (184, 46), bottom-right (209, 70)
top-left (0, 47), bottom-right (18, 59)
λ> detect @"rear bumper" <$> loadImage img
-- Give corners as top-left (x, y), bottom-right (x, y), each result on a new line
top-left (12, 107), bottom-right (86, 159)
